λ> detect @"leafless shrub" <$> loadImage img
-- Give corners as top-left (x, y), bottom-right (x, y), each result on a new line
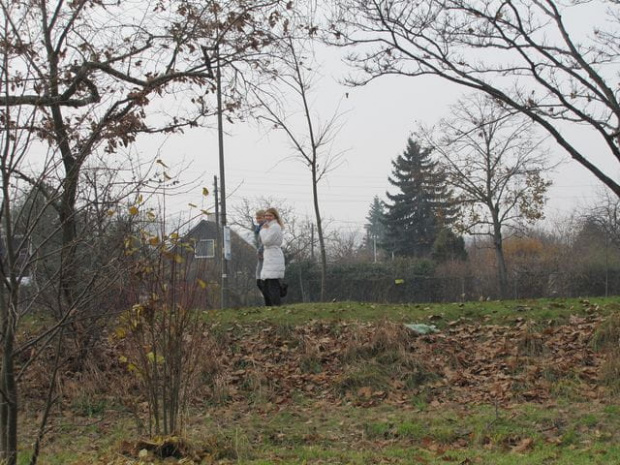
top-left (341, 320), bottom-right (414, 362)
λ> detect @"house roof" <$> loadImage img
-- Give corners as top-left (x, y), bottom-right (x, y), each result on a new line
top-left (185, 219), bottom-right (219, 240)
top-left (184, 219), bottom-right (254, 250)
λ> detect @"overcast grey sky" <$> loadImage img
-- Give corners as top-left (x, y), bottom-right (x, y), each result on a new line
top-left (144, 17), bottom-right (617, 236)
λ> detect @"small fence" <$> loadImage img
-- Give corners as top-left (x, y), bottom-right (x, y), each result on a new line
top-left (280, 269), bottom-right (620, 304)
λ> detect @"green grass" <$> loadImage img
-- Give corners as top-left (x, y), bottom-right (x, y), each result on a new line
top-left (188, 401), bottom-right (620, 465)
top-left (21, 296), bottom-right (620, 464)
top-left (205, 296), bottom-right (619, 328)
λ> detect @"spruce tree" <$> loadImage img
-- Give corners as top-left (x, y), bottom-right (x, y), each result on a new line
top-left (432, 228), bottom-right (467, 263)
top-left (363, 196), bottom-right (387, 259)
top-left (383, 138), bottom-right (457, 257)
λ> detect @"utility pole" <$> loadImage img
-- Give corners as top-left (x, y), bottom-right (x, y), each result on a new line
top-left (213, 176), bottom-right (219, 225)
top-left (216, 45), bottom-right (229, 309)
top-left (214, 176), bottom-right (220, 278)
top-left (310, 223), bottom-right (315, 261)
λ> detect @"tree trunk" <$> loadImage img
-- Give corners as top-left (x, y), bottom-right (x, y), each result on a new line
top-left (0, 291), bottom-right (19, 465)
top-left (492, 220), bottom-right (509, 299)
top-left (0, 183), bottom-right (19, 465)
top-left (48, 32), bottom-right (80, 314)
top-left (52, 103), bottom-right (80, 312)
top-left (312, 166), bottom-right (327, 301)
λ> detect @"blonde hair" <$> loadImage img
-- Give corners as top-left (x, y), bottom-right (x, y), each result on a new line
top-left (265, 207), bottom-right (283, 227)
top-left (255, 209), bottom-right (266, 217)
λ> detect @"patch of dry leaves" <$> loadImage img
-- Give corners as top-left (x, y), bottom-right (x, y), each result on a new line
top-left (209, 311), bottom-right (606, 408)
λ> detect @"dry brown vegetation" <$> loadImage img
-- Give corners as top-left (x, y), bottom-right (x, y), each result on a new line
top-left (18, 299), bottom-right (620, 463)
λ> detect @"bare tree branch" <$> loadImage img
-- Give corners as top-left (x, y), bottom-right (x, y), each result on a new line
top-left (331, 0), bottom-right (620, 197)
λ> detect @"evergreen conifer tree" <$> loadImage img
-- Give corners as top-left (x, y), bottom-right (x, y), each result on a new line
top-left (363, 196), bottom-right (387, 259)
top-left (383, 138), bottom-right (458, 257)
top-left (432, 228), bottom-right (467, 263)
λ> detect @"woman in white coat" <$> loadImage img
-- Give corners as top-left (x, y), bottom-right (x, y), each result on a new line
top-left (259, 207), bottom-right (285, 306)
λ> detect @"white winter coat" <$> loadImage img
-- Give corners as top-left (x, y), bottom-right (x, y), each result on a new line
top-left (259, 220), bottom-right (285, 279)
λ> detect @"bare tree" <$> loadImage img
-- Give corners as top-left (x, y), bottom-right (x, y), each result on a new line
top-left (249, 34), bottom-right (347, 300)
top-left (0, 129), bottom-right (131, 465)
top-left (328, 228), bottom-right (364, 264)
top-left (230, 195), bottom-right (296, 235)
top-left (2, 0), bottom-right (288, 307)
top-left (583, 189), bottom-right (620, 250)
top-left (331, 0), bottom-right (620, 198)
top-left (419, 94), bottom-right (552, 298)
top-left (0, 0), bottom-right (288, 462)
top-left (0, 114), bottom-right (34, 465)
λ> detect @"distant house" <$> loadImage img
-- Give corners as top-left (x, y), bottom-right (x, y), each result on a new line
top-left (182, 219), bottom-right (261, 308)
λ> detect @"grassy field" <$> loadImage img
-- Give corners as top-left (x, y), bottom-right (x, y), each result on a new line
top-left (20, 297), bottom-right (620, 464)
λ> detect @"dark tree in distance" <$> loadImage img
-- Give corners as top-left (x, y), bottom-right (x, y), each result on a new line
top-left (431, 228), bottom-right (467, 263)
top-left (383, 138), bottom-right (457, 258)
top-left (363, 195), bottom-right (386, 260)
top-left (583, 190), bottom-right (620, 251)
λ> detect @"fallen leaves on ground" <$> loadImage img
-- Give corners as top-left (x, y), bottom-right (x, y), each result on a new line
top-left (207, 312), bottom-right (606, 408)
top-left (23, 303), bottom-right (616, 464)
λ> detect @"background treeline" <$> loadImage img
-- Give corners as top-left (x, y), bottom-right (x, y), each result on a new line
top-left (268, 131), bottom-right (619, 305)
top-left (14, 191), bottom-right (620, 309)
top-left (283, 227), bottom-right (620, 303)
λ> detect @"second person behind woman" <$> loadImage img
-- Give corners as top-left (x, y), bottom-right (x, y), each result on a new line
top-left (259, 207), bottom-right (285, 306)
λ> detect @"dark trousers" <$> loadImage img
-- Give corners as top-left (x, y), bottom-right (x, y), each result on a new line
top-left (263, 279), bottom-right (281, 306)
top-left (257, 279), bottom-right (270, 306)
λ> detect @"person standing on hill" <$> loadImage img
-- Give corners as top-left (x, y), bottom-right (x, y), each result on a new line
top-left (259, 207), bottom-right (286, 306)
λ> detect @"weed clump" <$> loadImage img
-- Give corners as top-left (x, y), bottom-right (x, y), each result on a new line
top-left (591, 313), bottom-right (620, 393)
top-left (516, 321), bottom-right (546, 357)
top-left (591, 313), bottom-right (620, 352)
top-left (341, 319), bottom-right (414, 362)
top-left (336, 320), bottom-right (437, 397)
